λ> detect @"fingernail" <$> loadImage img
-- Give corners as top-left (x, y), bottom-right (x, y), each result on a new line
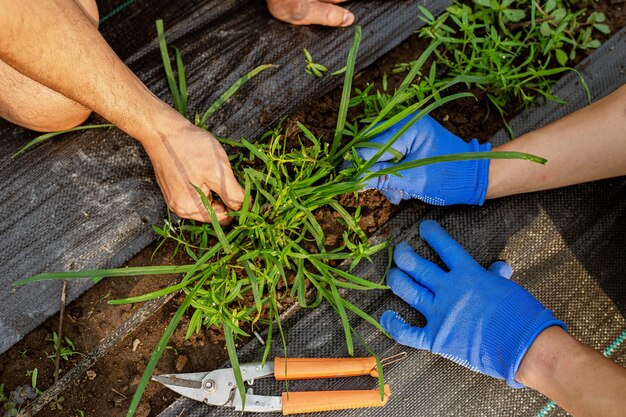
top-left (342, 11), bottom-right (354, 27)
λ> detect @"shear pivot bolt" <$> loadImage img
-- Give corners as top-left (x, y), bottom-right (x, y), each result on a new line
top-left (204, 380), bottom-right (216, 393)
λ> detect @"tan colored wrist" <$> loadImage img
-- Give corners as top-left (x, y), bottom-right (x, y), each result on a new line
top-left (515, 326), bottom-right (571, 388)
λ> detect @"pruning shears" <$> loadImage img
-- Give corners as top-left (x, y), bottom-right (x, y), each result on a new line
top-left (153, 355), bottom-right (403, 415)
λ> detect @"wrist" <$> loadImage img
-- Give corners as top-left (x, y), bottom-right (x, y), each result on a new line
top-left (515, 326), bottom-right (572, 388)
top-left (130, 103), bottom-right (195, 150)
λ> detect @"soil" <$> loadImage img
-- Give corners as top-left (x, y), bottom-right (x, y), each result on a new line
top-left (1, 2), bottom-right (624, 417)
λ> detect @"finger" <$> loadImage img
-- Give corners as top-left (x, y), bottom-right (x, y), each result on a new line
top-left (488, 261), bottom-right (513, 279)
top-left (212, 200), bottom-right (232, 226)
top-left (188, 184), bottom-right (232, 225)
top-left (393, 241), bottom-right (443, 290)
top-left (300, 1), bottom-right (355, 27)
top-left (212, 168), bottom-right (245, 212)
top-left (419, 220), bottom-right (479, 270)
top-left (360, 161), bottom-right (393, 190)
top-left (387, 268), bottom-right (434, 314)
top-left (379, 310), bottom-right (429, 351)
top-left (319, 0), bottom-right (350, 3)
top-left (359, 161), bottom-right (406, 205)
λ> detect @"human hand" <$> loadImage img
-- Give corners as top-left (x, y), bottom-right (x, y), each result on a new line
top-left (142, 122), bottom-right (244, 225)
top-left (355, 114), bottom-right (491, 205)
top-left (380, 220), bottom-right (566, 387)
top-left (266, 0), bottom-right (355, 27)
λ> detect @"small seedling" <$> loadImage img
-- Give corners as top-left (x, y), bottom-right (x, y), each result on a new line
top-left (46, 332), bottom-right (83, 362)
top-left (25, 368), bottom-right (42, 396)
top-left (304, 48), bottom-right (328, 77)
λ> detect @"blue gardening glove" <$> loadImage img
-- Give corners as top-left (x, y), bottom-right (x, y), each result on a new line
top-left (380, 220), bottom-right (567, 388)
top-left (356, 113), bottom-right (491, 205)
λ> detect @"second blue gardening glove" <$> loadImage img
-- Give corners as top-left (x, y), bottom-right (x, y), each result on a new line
top-left (356, 113), bottom-right (491, 205)
top-left (380, 220), bottom-right (567, 387)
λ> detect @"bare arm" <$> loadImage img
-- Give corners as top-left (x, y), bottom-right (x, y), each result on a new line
top-left (0, 0), bottom-right (243, 223)
top-left (516, 326), bottom-right (626, 417)
top-left (487, 84), bottom-right (626, 199)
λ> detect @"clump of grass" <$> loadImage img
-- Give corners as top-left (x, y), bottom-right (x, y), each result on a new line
top-left (16, 23), bottom-right (546, 417)
top-left (392, 0), bottom-right (601, 136)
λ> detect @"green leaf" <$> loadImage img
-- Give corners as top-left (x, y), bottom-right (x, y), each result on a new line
top-left (173, 46), bottom-right (188, 118)
top-left (555, 49), bottom-right (568, 66)
top-left (191, 185), bottom-right (233, 254)
top-left (363, 151), bottom-right (547, 182)
top-left (303, 48), bottom-right (312, 62)
top-left (593, 23), bottom-right (610, 35)
top-left (199, 64), bottom-right (276, 127)
top-left (540, 21), bottom-right (552, 37)
top-left (503, 9), bottom-right (525, 22)
top-left (329, 282), bottom-right (353, 355)
top-left (156, 20), bottom-right (183, 114)
top-left (418, 5), bottom-right (434, 21)
top-left (223, 324), bottom-right (247, 411)
top-left (586, 39), bottom-right (601, 49)
top-left (12, 124), bottom-right (114, 158)
top-left (15, 264), bottom-right (196, 286)
top-left (551, 8), bottom-right (566, 22)
top-left (331, 25), bottom-right (362, 157)
top-left (473, 0), bottom-right (491, 7)
top-left (126, 275), bottom-right (208, 417)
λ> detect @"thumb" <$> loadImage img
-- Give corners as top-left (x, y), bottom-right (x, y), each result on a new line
top-left (297, 1), bottom-right (354, 27)
top-left (380, 311), bottom-right (428, 351)
top-left (488, 261), bottom-right (513, 279)
top-left (268, 0), bottom-right (354, 27)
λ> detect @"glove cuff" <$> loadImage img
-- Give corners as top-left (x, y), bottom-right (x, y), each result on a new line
top-left (439, 139), bottom-right (492, 206)
top-left (483, 290), bottom-right (567, 388)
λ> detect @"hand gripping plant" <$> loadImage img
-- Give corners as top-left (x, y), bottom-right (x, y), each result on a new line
top-left (16, 24), bottom-right (545, 416)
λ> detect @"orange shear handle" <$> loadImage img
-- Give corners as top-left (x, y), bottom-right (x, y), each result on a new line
top-left (273, 357), bottom-right (379, 380)
top-left (282, 385), bottom-right (390, 415)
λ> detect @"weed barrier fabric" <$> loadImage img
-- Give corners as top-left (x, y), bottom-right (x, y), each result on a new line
top-left (0, 0), bottom-right (452, 354)
top-left (159, 29), bottom-right (626, 417)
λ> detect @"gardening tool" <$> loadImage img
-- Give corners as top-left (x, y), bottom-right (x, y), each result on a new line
top-left (152, 355), bottom-right (404, 415)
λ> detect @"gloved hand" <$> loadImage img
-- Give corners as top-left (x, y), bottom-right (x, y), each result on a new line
top-left (356, 113), bottom-right (491, 205)
top-left (380, 220), bottom-right (567, 387)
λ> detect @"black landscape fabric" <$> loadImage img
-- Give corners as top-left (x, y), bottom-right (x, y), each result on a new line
top-left (0, 0), bottom-right (451, 354)
top-left (158, 28), bottom-right (626, 417)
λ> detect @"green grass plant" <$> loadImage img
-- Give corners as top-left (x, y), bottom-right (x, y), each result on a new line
top-left (392, 0), bottom-right (603, 136)
top-left (303, 48), bottom-right (328, 77)
top-left (16, 23), bottom-right (546, 417)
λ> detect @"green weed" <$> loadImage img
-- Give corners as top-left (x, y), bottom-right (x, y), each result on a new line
top-left (392, 0), bottom-right (602, 136)
top-left (303, 48), bottom-right (328, 77)
top-left (46, 332), bottom-right (83, 362)
top-left (16, 23), bottom-right (546, 417)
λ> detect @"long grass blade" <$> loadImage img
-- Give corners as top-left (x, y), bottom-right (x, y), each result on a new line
top-left (362, 151), bottom-right (547, 181)
top-left (356, 92), bottom-right (475, 176)
top-left (199, 64), bottom-right (277, 127)
top-left (126, 274), bottom-right (208, 417)
top-left (223, 324), bottom-right (246, 411)
top-left (156, 19), bottom-right (183, 113)
top-left (191, 185), bottom-right (233, 254)
top-left (173, 46), bottom-right (188, 118)
top-left (329, 282), bottom-right (353, 355)
top-left (12, 124), bottom-right (114, 158)
top-left (14, 264), bottom-right (195, 286)
top-left (331, 25), bottom-right (362, 157)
